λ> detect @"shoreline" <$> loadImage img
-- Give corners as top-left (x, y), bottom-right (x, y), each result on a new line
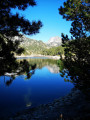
top-left (15, 55), bottom-right (61, 60)
top-left (10, 88), bottom-right (89, 120)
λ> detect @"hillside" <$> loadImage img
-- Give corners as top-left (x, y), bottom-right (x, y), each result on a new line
top-left (20, 36), bottom-right (47, 55)
top-left (15, 35), bottom-right (63, 55)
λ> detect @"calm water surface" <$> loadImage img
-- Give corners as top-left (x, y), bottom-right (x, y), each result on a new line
top-left (0, 58), bottom-right (74, 119)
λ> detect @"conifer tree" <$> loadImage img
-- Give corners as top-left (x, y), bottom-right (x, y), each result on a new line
top-left (0, 0), bottom-right (42, 58)
top-left (59, 0), bottom-right (90, 89)
top-left (0, 0), bottom-right (42, 74)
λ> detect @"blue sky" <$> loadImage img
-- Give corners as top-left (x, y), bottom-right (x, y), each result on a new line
top-left (11, 0), bottom-right (72, 42)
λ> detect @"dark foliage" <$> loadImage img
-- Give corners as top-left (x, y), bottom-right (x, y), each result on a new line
top-left (0, 0), bottom-right (42, 74)
top-left (59, 0), bottom-right (90, 92)
top-left (0, 0), bottom-right (42, 36)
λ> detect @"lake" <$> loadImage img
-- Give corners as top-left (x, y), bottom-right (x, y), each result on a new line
top-left (0, 58), bottom-right (74, 119)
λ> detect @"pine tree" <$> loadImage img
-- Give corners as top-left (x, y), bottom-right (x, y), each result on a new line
top-left (0, 0), bottom-right (42, 74)
top-left (59, 0), bottom-right (90, 90)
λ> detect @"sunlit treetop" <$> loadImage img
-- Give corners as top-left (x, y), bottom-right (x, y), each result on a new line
top-left (59, 0), bottom-right (90, 39)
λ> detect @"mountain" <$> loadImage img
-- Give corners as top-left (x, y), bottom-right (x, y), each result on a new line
top-left (12, 35), bottom-right (62, 55)
top-left (46, 36), bottom-right (62, 47)
top-left (19, 36), bottom-right (47, 55)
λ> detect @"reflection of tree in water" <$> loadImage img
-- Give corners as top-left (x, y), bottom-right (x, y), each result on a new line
top-left (0, 59), bottom-right (36, 86)
top-left (58, 59), bottom-right (90, 96)
top-left (18, 59), bottom-right (60, 73)
top-left (20, 59), bottom-right (58, 69)
top-left (19, 60), bottom-right (36, 79)
top-left (0, 58), bottom-right (58, 86)
top-left (4, 76), bottom-right (14, 86)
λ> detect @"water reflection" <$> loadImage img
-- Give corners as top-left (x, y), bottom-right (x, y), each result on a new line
top-left (0, 58), bottom-right (74, 119)
top-left (46, 65), bottom-right (59, 73)
top-left (58, 59), bottom-right (90, 96)
top-left (0, 59), bottom-right (37, 86)
top-left (24, 88), bottom-right (32, 108)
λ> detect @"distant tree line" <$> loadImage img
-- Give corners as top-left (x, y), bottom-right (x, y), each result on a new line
top-left (41, 46), bottom-right (64, 56)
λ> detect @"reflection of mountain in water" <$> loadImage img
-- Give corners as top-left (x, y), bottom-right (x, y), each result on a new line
top-left (25, 59), bottom-right (60, 73)
top-left (18, 58), bottom-right (60, 73)
top-left (19, 58), bottom-right (58, 69)
top-left (46, 65), bottom-right (60, 73)
top-left (1, 59), bottom-right (59, 86)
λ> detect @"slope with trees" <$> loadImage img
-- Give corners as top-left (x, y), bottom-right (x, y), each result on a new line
top-left (41, 46), bottom-right (64, 56)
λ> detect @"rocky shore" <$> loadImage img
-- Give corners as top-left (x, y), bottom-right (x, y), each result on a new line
top-left (10, 88), bottom-right (90, 120)
top-left (16, 55), bottom-right (61, 60)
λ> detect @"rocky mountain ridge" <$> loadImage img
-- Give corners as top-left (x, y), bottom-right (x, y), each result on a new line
top-left (12, 35), bottom-right (62, 55)
top-left (46, 36), bottom-right (62, 47)
top-left (20, 35), bottom-right (62, 48)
